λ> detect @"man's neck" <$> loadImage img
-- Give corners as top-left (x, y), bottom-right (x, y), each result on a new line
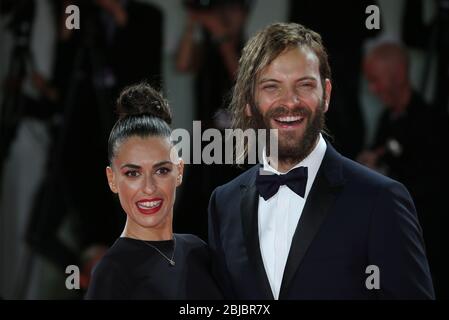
top-left (276, 159), bottom-right (301, 173)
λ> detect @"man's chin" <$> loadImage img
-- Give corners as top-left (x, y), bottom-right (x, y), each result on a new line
top-left (266, 129), bottom-right (301, 156)
top-left (277, 130), bottom-right (321, 163)
top-left (278, 130), bottom-right (305, 147)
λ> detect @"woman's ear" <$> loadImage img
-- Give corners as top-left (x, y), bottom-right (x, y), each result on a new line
top-left (106, 166), bottom-right (118, 193)
top-left (176, 159), bottom-right (184, 187)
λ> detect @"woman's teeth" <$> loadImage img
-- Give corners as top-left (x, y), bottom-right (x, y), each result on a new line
top-left (137, 200), bottom-right (161, 209)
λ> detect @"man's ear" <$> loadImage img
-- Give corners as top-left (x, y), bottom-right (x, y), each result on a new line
top-left (245, 104), bottom-right (253, 117)
top-left (106, 166), bottom-right (118, 193)
top-left (324, 78), bottom-right (332, 113)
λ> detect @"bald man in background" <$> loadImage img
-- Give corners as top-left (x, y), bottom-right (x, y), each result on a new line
top-left (359, 42), bottom-right (449, 299)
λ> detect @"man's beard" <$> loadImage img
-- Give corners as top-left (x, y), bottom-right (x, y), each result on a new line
top-left (252, 99), bottom-right (326, 165)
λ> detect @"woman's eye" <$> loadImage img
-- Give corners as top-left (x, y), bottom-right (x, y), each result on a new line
top-left (125, 170), bottom-right (140, 177)
top-left (156, 167), bottom-right (171, 175)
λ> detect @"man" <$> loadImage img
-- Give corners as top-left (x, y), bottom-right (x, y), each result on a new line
top-left (208, 23), bottom-right (435, 299)
top-left (359, 42), bottom-right (449, 299)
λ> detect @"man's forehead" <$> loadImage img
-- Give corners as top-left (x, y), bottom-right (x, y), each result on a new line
top-left (257, 46), bottom-right (320, 78)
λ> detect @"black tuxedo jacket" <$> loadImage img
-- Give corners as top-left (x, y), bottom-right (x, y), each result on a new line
top-left (208, 143), bottom-right (435, 299)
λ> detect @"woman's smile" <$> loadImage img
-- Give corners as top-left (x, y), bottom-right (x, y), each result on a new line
top-left (136, 198), bottom-right (163, 215)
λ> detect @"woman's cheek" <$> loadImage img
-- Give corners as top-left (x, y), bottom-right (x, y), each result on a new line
top-left (119, 178), bottom-right (141, 194)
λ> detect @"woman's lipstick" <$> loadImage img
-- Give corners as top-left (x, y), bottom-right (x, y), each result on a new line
top-left (135, 198), bottom-right (163, 215)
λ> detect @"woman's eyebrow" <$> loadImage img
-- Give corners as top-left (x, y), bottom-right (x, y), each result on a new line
top-left (120, 164), bottom-right (140, 170)
top-left (120, 161), bottom-right (173, 170)
top-left (153, 160), bottom-right (173, 168)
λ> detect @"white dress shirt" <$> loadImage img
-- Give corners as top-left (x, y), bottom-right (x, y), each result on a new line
top-left (258, 134), bottom-right (327, 299)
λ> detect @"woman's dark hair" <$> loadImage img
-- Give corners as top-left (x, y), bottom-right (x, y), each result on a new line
top-left (108, 83), bottom-right (172, 163)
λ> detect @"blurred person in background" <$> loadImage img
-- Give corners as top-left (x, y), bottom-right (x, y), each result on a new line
top-left (402, 0), bottom-right (449, 117)
top-left (174, 0), bottom-right (250, 241)
top-left (359, 42), bottom-right (449, 299)
top-left (0, 0), bottom-right (60, 299)
top-left (1, 0), bottom-right (164, 298)
top-left (176, 0), bottom-right (250, 128)
top-left (25, 0), bottom-right (164, 295)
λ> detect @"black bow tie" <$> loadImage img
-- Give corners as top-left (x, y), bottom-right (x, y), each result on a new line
top-left (256, 166), bottom-right (308, 201)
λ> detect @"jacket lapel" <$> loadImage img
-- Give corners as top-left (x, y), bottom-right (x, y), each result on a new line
top-left (279, 144), bottom-right (345, 299)
top-left (240, 166), bottom-right (274, 300)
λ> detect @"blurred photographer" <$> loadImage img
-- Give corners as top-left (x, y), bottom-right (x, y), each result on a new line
top-left (0, 0), bottom-right (59, 299)
top-left (1, 0), bottom-right (164, 298)
top-left (24, 0), bottom-right (164, 296)
top-left (176, 0), bottom-right (250, 128)
top-left (174, 0), bottom-right (250, 241)
top-left (359, 42), bottom-right (449, 299)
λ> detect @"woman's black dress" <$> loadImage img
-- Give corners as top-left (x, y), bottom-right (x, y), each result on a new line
top-left (85, 233), bottom-right (223, 299)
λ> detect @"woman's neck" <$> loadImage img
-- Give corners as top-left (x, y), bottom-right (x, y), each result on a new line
top-left (122, 219), bottom-right (173, 241)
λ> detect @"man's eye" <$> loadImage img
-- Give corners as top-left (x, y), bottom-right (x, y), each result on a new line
top-left (301, 82), bottom-right (315, 88)
top-left (156, 167), bottom-right (171, 175)
top-left (263, 84), bottom-right (278, 91)
top-left (125, 171), bottom-right (140, 177)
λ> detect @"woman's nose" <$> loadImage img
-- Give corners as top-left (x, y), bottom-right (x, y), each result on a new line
top-left (143, 175), bottom-right (156, 194)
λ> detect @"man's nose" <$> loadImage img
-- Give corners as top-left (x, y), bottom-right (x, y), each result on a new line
top-left (280, 89), bottom-right (301, 108)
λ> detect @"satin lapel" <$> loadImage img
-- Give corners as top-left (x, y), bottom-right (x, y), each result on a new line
top-left (240, 168), bottom-right (274, 300)
top-left (279, 144), bottom-right (344, 299)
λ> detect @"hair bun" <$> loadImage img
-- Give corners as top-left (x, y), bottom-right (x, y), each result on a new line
top-left (116, 82), bottom-right (172, 124)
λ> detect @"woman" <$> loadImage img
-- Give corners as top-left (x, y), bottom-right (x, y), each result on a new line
top-left (85, 83), bottom-right (222, 299)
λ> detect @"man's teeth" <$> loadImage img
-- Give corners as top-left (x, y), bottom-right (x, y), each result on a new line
top-left (276, 116), bottom-right (303, 123)
top-left (137, 200), bottom-right (162, 209)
